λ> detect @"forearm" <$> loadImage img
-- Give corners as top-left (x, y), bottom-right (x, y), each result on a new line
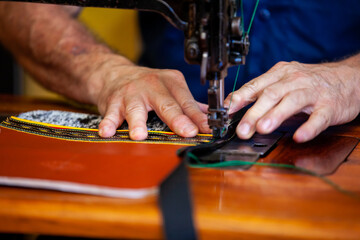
top-left (0, 2), bottom-right (132, 104)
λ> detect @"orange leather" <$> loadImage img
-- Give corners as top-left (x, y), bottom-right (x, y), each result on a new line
top-left (0, 126), bottom-right (182, 190)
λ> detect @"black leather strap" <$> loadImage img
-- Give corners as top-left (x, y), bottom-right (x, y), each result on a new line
top-left (159, 160), bottom-right (197, 240)
top-left (158, 128), bottom-right (233, 240)
top-left (158, 109), bottom-right (248, 239)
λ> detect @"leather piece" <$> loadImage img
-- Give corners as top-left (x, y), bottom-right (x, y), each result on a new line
top-left (0, 115), bottom-right (199, 235)
top-left (1, 116), bottom-right (212, 145)
top-left (17, 110), bottom-right (170, 131)
top-left (269, 134), bottom-right (359, 175)
top-left (0, 123), bottom-right (183, 193)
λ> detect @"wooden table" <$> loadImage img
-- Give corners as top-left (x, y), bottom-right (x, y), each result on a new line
top-left (1, 95), bottom-right (360, 239)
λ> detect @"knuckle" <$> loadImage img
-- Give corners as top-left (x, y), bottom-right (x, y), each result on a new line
top-left (314, 110), bottom-right (331, 127)
top-left (125, 104), bottom-right (146, 116)
top-left (181, 99), bottom-right (197, 111)
top-left (120, 82), bottom-right (139, 95)
top-left (288, 95), bottom-right (301, 106)
top-left (171, 115), bottom-right (189, 127)
top-left (243, 81), bottom-right (259, 98)
top-left (262, 87), bottom-right (281, 102)
top-left (105, 93), bottom-right (121, 106)
top-left (102, 116), bottom-right (118, 126)
top-left (291, 71), bottom-right (308, 80)
top-left (191, 111), bottom-right (207, 125)
top-left (229, 92), bottom-right (242, 105)
top-left (285, 91), bottom-right (303, 106)
top-left (288, 61), bottom-right (302, 70)
top-left (273, 61), bottom-right (288, 70)
top-left (272, 61), bottom-right (303, 73)
top-left (168, 70), bottom-right (185, 81)
top-left (143, 72), bottom-right (161, 85)
top-left (289, 60), bottom-right (300, 66)
top-left (159, 101), bottom-right (179, 115)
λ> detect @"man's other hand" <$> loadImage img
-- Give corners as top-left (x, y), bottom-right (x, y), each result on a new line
top-left (87, 56), bottom-right (211, 140)
top-left (224, 58), bottom-right (360, 143)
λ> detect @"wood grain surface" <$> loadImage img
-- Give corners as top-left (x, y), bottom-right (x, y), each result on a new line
top-left (0, 95), bottom-right (360, 239)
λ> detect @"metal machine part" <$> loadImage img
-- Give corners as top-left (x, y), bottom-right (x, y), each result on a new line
top-left (200, 132), bottom-right (283, 169)
top-left (184, 0), bottom-right (250, 137)
top-left (2, 0), bottom-right (250, 137)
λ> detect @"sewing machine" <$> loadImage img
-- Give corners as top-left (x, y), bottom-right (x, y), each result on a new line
top-left (2, 3), bottom-right (360, 238)
top-left (4, 0), bottom-right (250, 138)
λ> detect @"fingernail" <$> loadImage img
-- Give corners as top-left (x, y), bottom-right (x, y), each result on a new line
top-left (238, 123), bottom-right (250, 136)
top-left (99, 126), bottom-right (108, 137)
top-left (183, 124), bottom-right (197, 136)
top-left (131, 127), bottom-right (147, 140)
top-left (261, 118), bottom-right (272, 130)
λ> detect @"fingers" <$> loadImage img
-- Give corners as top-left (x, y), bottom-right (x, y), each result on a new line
top-left (98, 95), bottom-right (149, 141)
top-left (225, 62), bottom-right (290, 114)
top-left (123, 96), bottom-right (149, 140)
top-left (236, 85), bottom-right (329, 143)
top-left (179, 99), bottom-right (211, 133)
top-left (168, 84), bottom-right (210, 133)
top-left (98, 69), bottom-right (208, 139)
top-left (293, 108), bottom-right (332, 143)
top-left (256, 88), bottom-right (316, 134)
top-left (196, 102), bottom-right (212, 133)
top-left (197, 102), bottom-right (209, 114)
top-left (162, 70), bottom-right (210, 134)
top-left (235, 79), bottom-right (303, 139)
top-left (196, 102), bottom-right (211, 133)
top-left (151, 94), bottom-right (199, 137)
top-left (98, 102), bottom-right (123, 138)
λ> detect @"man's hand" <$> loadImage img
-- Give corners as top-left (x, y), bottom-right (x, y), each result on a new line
top-left (224, 56), bottom-right (360, 142)
top-left (0, 3), bottom-right (210, 140)
top-left (86, 55), bottom-right (210, 140)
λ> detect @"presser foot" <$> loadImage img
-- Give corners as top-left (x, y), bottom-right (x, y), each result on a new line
top-left (212, 126), bottom-right (228, 139)
top-left (208, 108), bottom-right (229, 139)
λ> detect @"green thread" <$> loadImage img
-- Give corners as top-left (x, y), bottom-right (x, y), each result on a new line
top-left (187, 152), bottom-right (201, 163)
top-left (194, 0), bottom-right (359, 206)
top-left (226, 0), bottom-right (261, 115)
top-left (228, 65), bottom-right (241, 113)
top-left (187, 153), bottom-right (360, 201)
top-left (247, 0), bottom-right (260, 34)
top-left (221, 65), bottom-right (241, 136)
